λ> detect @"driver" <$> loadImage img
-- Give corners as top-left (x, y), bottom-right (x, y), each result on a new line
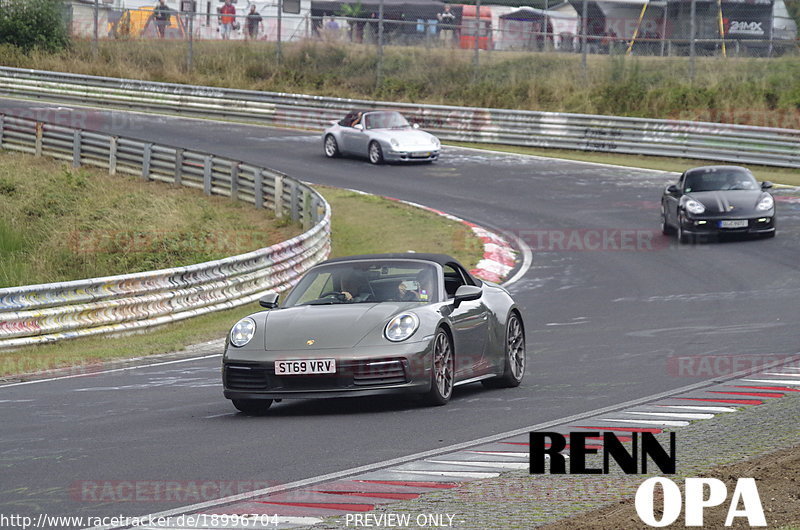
top-left (397, 269), bottom-right (434, 301)
top-left (339, 271), bottom-right (371, 302)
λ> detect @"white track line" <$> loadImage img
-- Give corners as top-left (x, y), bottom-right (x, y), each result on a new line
top-left (653, 405), bottom-right (736, 413)
top-left (743, 379), bottom-right (800, 386)
top-left (388, 470), bottom-right (501, 479)
top-left (598, 418), bottom-right (691, 427)
top-left (424, 460), bottom-right (529, 470)
top-left (623, 411), bottom-right (715, 420)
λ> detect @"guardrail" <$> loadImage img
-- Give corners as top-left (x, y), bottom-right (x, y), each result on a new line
top-left (0, 66), bottom-right (798, 168)
top-left (0, 113), bottom-right (331, 349)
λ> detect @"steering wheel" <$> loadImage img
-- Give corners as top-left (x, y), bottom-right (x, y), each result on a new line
top-left (319, 291), bottom-right (348, 302)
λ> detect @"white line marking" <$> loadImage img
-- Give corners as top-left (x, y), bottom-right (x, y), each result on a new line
top-left (498, 228), bottom-right (533, 288)
top-left (654, 405), bottom-right (736, 413)
top-left (760, 372), bottom-right (800, 377)
top-left (0, 354), bottom-right (222, 388)
top-left (389, 470), bottom-right (500, 479)
top-left (467, 451), bottom-right (529, 458)
top-left (743, 379), bottom-right (800, 386)
top-left (624, 411), bottom-right (715, 420)
top-left (425, 460), bottom-right (529, 470)
top-left (598, 418), bottom-right (691, 427)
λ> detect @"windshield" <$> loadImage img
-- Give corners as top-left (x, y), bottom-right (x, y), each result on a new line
top-left (364, 112), bottom-right (411, 130)
top-left (684, 169), bottom-right (758, 192)
top-left (282, 260), bottom-right (440, 307)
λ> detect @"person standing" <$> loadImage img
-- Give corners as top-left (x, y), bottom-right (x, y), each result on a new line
top-left (219, 0), bottom-right (236, 40)
top-left (153, 0), bottom-right (172, 39)
top-left (246, 5), bottom-right (263, 40)
top-left (437, 4), bottom-right (456, 46)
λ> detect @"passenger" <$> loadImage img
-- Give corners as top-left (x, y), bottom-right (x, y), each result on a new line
top-left (397, 269), bottom-right (434, 301)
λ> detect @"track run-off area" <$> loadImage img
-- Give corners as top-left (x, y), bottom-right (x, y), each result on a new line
top-left (1, 98), bottom-right (799, 527)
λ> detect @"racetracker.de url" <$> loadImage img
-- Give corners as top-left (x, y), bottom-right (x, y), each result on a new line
top-left (0, 513), bottom-right (281, 529)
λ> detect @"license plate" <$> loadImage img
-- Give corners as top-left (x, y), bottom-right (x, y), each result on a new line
top-left (719, 220), bottom-right (748, 229)
top-left (411, 152), bottom-right (431, 158)
top-left (275, 359), bottom-right (336, 375)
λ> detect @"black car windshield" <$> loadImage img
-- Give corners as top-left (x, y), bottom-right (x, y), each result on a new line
top-left (684, 169), bottom-right (759, 192)
top-left (283, 260), bottom-right (440, 307)
top-left (364, 112), bottom-right (410, 130)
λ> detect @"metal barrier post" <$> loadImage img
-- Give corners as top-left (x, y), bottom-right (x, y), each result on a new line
top-left (175, 149), bottom-right (184, 185)
top-left (274, 175), bottom-right (284, 217)
top-left (290, 180), bottom-right (299, 223)
top-left (203, 156), bottom-right (212, 195)
top-left (0, 115), bottom-right (4, 148)
top-left (142, 143), bottom-right (152, 180)
top-left (109, 137), bottom-right (117, 176)
top-left (302, 189), bottom-right (311, 230)
top-left (254, 168), bottom-right (263, 209)
top-left (72, 130), bottom-right (81, 168)
top-left (230, 163), bottom-right (239, 201)
top-left (35, 122), bottom-right (43, 157)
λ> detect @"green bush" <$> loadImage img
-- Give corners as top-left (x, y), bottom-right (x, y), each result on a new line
top-left (0, 0), bottom-right (69, 52)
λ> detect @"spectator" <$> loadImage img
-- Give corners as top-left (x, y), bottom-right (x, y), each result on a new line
top-left (219, 0), bottom-right (236, 40)
top-left (437, 4), bottom-right (455, 46)
top-left (153, 0), bottom-right (172, 39)
top-left (246, 5), bottom-right (263, 40)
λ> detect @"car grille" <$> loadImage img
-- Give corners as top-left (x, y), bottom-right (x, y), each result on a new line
top-left (224, 359), bottom-right (408, 391)
top-left (353, 359), bottom-right (407, 386)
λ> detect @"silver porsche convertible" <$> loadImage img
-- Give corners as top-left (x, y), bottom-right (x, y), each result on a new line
top-left (222, 253), bottom-right (525, 415)
top-left (322, 110), bottom-right (440, 164)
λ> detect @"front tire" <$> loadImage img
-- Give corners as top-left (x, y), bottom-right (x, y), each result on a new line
top-left (232, 398), bottom-right (273, 416)
top-left (677, 214), bottom-right (692, 244)
top-left (661, 204), bottom-right (674, 235)
top-left (483, 312), bottom-right (526, 389)
top-left (424, 329), bottom-right (454, 406)
top-left (324, 135), bottom-right (340, 158)
top-left (368, 141), bottom-right (384, 165)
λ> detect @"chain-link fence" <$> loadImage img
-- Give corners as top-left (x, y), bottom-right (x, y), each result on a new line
top-left (65, 0), bottom-right (798, 80)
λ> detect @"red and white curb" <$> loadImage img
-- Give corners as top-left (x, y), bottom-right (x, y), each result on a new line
top-left (98, 357), bottom-right (800, 529)
top-left (339, 188), bottom-right (519, 285)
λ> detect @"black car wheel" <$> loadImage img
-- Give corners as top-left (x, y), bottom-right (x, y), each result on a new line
top-left (424, 329), bottom-right (454, 406)
top-left (368, 141), bottom-right (384, 165)
top-left (232, 398), bottom-right (273, 416)
top-left (324, 135), bottom-right (340, 158)
top-left (661, 204), bottom-right (674, 235)
top-left (483, 312), bottom-right (525, 389)
top-left (677, 214), bottom-right (692, 244)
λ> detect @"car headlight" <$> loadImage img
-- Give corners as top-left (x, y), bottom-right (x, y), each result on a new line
top-left (431, 137), bottom-right (440, 147)
top-left (684, 198), bottom-right (705, 215)
top-left (390, 138), bottom-right (399, 148)
top-left (384, 313), bottom-right (419, 342)
top-left (757, 195), bottom-right (774, 211)
top-left (230, 317), bottom-right (256, 347)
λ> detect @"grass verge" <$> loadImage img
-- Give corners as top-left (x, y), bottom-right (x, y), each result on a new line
top-left (0, 152), bottom-right (301, 288)
top-left (0, 174), bottom-right (483, 378)
top-left (449, 141), bottom-right (800, 187)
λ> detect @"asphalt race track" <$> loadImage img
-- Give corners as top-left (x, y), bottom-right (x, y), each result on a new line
top-left (1, 99), bottom-right (799, 524)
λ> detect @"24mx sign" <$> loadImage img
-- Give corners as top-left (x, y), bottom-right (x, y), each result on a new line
top-left (728, 21), bottom-right (765, 35)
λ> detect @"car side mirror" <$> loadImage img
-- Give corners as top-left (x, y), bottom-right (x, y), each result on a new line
top-left (258, 292), bottom-right (279, 309)
top-left (353, 123), bottom-right (363, 131)
top-left (412, 123), bottom-right (420, 129)
top-left (667, 184), bottom-right (680, 194)
top-left (761, 181), bottom-right (773, 190)
top-left (453, 285), bottom-right (482, 307)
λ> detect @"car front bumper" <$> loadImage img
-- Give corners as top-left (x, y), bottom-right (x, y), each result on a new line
top-left (384, 149), bottom-right (440, 162)
top-left (680, 215), bottom-right (776, 236)
top-left (222, 341), bottom-right (434, 401)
